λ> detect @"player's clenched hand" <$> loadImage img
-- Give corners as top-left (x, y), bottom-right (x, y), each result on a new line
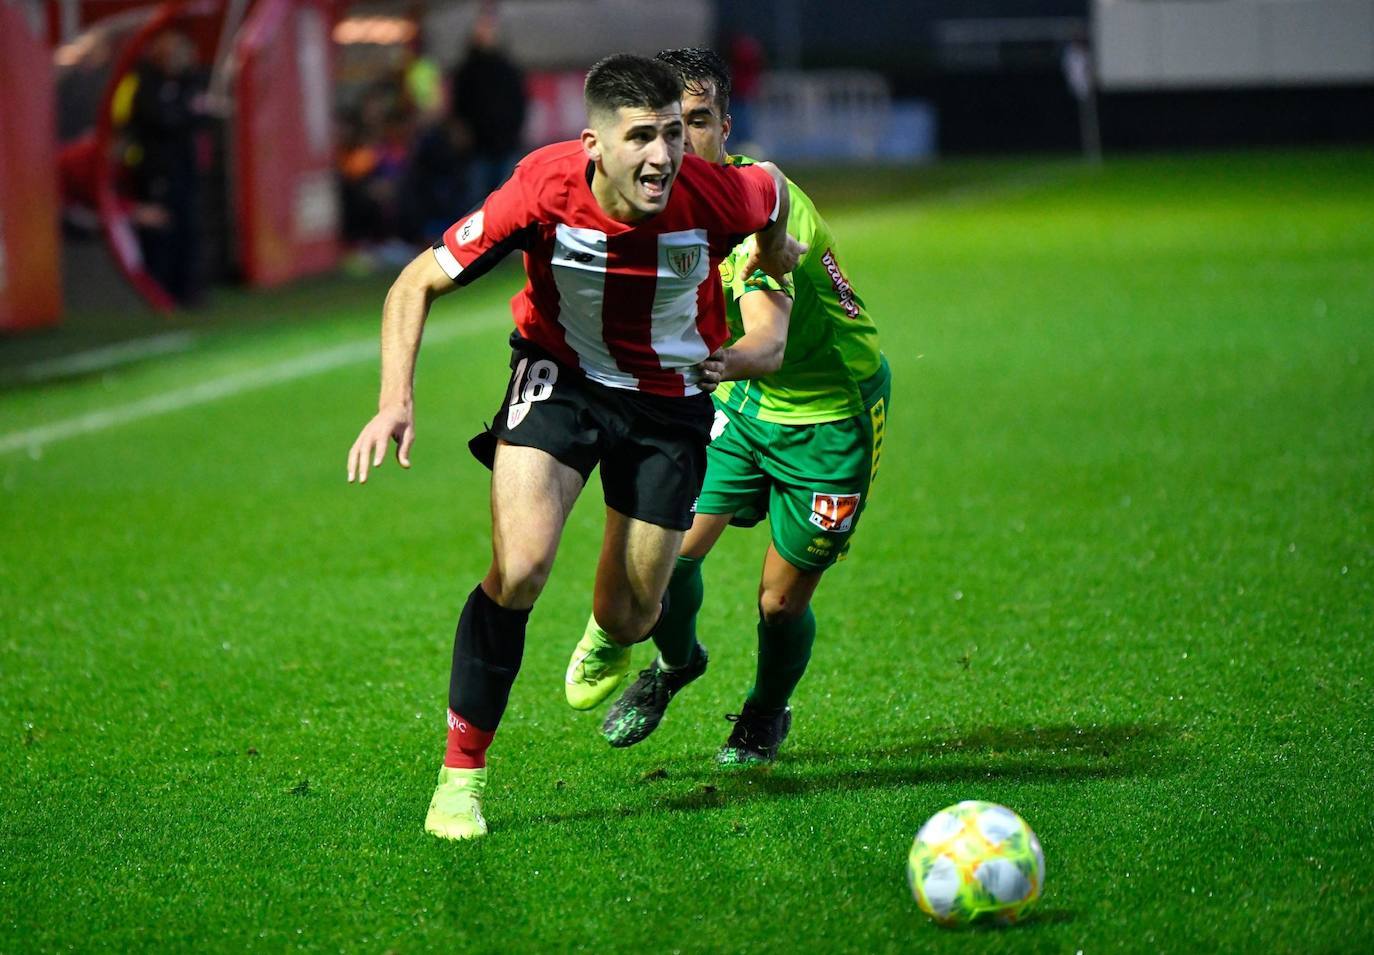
top-left (744, 233), bottom-right (808, 286)
top-left (697, 348), bottom-right (726, 393)
top-left (347, 402), bottom-right (415, 483)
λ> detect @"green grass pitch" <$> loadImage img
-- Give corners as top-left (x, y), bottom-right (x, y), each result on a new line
top-left (2, 150), bottom-right (1371, 952)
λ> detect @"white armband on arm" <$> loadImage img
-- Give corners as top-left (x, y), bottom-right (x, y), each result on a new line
top-left (432, 244), bottom-right (463, 280)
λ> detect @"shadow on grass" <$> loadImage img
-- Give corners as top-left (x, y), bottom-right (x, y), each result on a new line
top-left (929, 908), bottom-right (1076, 934)
top-left (776, 719), bottom-right (1172, 767)
top-left (504, 721), bottom-right (1178, 829)
top-left (1021, 908), bottom-right (1075, 926)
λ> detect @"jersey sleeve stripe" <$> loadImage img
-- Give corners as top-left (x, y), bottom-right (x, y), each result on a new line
top-left (448, 226), bottom-right (537, 287)
top-left (432, 244), bottom-right (463, 280)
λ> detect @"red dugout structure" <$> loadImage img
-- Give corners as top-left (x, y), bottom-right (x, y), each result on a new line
top-left (47, 0), bottom-right (339, 318)
top-left (233, 0), bottom-right (339, 286)
top-left (0, 0), bottom-right (63, 332)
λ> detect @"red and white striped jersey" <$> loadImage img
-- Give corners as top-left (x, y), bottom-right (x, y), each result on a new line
top-left (432, 141), bottom-right (779, 397)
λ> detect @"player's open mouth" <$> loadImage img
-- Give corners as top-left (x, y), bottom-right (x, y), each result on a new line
top-left (639, 173), bottom-right (668, 200)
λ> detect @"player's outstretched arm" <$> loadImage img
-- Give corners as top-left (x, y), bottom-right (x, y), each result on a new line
top-left (702, 290), bottom-right (791, 386)
top-left (347, 249), bottom-right (457, 484)
top-left (746, 162), bottom-right (807, 283)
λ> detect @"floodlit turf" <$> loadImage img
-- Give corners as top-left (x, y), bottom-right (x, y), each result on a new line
top-left (2, 150), bottom-right (1372, 952)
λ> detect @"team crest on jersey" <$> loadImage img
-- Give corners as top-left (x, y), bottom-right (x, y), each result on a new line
top-left (809, 492), bottom-right (861, 533)
top-left (668, 245), bottom-right (702, 279)
top-left (457, 210), bottom-right (484, 246)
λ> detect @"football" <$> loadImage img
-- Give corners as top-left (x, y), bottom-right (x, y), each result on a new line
top-left (906, 801), bottom-right (1044, 926)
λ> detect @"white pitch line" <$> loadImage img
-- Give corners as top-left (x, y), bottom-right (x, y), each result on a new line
top-left (15, 330), bottom-right (200, 383)
top-left (0, 310), bottom-right (506, 457)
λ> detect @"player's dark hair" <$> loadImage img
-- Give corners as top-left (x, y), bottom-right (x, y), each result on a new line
top-left (584, 54), bottom-right (683, 122)
top-left (655, 47), bottom-right (733, 116)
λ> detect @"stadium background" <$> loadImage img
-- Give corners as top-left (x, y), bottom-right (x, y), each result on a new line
top-left (3, 0), bottom-right (1372, 329)
top-left (2, 1), bottom-right (1372, 951)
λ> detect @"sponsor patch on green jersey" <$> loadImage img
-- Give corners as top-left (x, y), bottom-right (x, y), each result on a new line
top-left (713, 155), bottom-right (884, 424)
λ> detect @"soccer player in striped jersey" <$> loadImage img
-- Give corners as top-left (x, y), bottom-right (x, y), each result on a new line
top-left (565, 48), bottom-right (890, 766)
top-left (346, 54), bottom-right (806, 840)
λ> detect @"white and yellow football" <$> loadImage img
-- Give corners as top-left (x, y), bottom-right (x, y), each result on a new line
top-left (906, 800), bottom-right (1045, 927)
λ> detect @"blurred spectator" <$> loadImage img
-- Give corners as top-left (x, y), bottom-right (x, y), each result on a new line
top-left (404, 48), bottom-right (445, 119)
top-left (1061, 32), bottom-right (1101, 163)
top-left (400, 47), bottom-right (471, 243)
top-left (727, 33), bottom-right (764, 146)
top-left (127, 30), bottom-right (208, 305)
top-left (57, 30), bottom-right (114, 142)
top-left (339, 84), bottom-right (412, 256)
top-left (450, 6), bottom-right (527, 202)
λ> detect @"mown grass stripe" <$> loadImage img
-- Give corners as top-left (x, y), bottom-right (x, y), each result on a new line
top-left (0, 309), bottom-right (505, 456)
top-left (11, 330), bottom-right (200, 384)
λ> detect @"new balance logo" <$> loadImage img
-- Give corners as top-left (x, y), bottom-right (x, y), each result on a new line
top-left (562, 250), bottom-right (595, 263)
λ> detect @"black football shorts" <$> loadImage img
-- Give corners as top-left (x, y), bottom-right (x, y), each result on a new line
top-left (469, 335), bottom-right (714, 531)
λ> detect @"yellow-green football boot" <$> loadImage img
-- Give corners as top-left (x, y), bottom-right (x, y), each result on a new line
top-left (424, 766), bottom-right (488, 840)
top-left (564, 617), bottom-right (633, 710)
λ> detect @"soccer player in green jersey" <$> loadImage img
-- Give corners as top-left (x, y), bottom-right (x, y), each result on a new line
top-left (564, 48), bottom-right (891, 765)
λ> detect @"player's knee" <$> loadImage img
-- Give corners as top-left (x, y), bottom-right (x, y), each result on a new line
top-left (486, 553), bottom-right (554, 608)
top-left (759, 588), bottom-right (808, 626)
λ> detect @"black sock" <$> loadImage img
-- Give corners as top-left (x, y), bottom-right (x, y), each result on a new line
top-left (448, 584), bottom-right (530, 732)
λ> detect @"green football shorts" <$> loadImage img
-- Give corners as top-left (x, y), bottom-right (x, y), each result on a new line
top-left (694, 356), bottom-right (891, 572)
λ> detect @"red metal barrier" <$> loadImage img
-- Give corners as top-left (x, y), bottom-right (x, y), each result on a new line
top-left (0, 0), bottom-right (63, 332)
top-left (234, 0), bottom-right (339, 287)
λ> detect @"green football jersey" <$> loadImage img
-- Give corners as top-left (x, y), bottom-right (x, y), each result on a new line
top-left (713, 155), bottom-right (883, 424)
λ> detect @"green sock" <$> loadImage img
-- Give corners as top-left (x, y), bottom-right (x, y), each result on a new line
top-left (653, 555), bottom-right (704, 669)
top-left (746, 606), bottom-right (816, 713)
